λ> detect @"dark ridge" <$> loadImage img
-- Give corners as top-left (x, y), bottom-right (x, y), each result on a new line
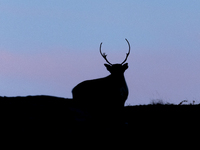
top-left (0, 96), bottom-right (200, 145)
top-left (0, 95), bottom-right (72, 105)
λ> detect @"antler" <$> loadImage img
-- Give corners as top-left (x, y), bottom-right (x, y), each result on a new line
top-left (100, 42), bottom-right (113, 65)
top-left (121, 38), bottom-right (131, 64)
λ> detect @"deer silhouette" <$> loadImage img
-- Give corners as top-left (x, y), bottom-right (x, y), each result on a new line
top-left (72, 39), bottom-right (130, 113)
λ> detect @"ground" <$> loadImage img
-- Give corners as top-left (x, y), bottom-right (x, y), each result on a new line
top-left (0, 95), bottom-right (199, 145)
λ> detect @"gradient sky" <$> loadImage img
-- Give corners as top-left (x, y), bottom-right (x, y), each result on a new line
top-left (0, 0), bottom-right (200, 105)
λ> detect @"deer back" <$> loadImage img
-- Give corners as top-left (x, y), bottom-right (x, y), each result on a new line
top-left (72, 73), bottom-right (128, 108)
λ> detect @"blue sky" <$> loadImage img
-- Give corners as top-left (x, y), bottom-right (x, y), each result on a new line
top-left (0, 0), bottom-right (200, 105)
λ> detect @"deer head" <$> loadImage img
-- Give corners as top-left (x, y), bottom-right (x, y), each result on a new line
top-left (100, 38), bottom-right (130, 75)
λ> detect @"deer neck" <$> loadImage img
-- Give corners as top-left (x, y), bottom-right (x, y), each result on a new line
top-left (109, 73), bottom-right (125, 81)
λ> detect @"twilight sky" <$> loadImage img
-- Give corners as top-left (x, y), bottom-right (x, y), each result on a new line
top-left (0, 0), bottom-right (200, 105)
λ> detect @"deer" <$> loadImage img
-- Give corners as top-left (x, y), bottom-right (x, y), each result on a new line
top-left (72, 39), bottom-right (130, 121)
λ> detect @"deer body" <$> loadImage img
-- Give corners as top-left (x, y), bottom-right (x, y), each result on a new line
top-left (72, 64), bottom-right (129, 108)
top-left (72, 39), bottom-right (131, 115)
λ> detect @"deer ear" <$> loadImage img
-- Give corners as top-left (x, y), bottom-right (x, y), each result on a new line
top-left (104, 64), bottom-right (112, 71)
top-left (123, 63), bottom-right (128, 70)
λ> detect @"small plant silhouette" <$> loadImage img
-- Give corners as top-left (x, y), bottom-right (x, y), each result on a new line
top-left (150, 99), bottom-right (164, 105)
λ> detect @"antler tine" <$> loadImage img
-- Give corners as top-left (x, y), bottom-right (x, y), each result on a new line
top-left (121, 38), bottom-right (131, 64)
top-left (100, 42), bottom-right (113, 65)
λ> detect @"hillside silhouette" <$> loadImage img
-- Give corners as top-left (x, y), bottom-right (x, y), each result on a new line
top-left (1, 95), bottom-right (199, 143)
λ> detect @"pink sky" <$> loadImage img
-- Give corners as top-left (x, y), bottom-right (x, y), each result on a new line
top-left (1, 48), bottom-right (200, 105)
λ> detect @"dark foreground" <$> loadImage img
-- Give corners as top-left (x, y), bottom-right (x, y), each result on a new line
top-left (0, 95), bottom-right (199, 146)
